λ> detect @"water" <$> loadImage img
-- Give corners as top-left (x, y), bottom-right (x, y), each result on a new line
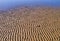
top-left (0, 0), bottom-right (60, 10)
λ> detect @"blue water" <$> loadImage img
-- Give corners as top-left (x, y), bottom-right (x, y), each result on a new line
top-left (0, 0), bottom-right (60, 10)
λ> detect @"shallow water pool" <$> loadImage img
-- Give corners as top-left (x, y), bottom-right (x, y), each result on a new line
top-left (0, 0), bottom-right (60, 10)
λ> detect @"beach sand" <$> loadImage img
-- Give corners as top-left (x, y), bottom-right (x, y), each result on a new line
top-left (0, 7), bottom-right (60, 41)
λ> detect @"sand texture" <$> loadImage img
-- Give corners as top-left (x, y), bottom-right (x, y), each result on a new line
top-left (0, 7), bottom-right (60, 41)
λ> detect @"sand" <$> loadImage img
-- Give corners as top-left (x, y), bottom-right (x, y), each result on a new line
top-left (0, 7), bottom-right (60, 41)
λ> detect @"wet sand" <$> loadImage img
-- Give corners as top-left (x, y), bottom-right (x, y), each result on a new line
top-left (0, 7), bottom-right (60, 41)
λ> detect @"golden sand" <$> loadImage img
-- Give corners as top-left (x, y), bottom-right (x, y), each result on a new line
top-left (0, 7), bottom-right (60, 41)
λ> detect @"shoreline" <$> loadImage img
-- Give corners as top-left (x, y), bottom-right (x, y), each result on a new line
top-left (0, 5), bottom-right (60, 10)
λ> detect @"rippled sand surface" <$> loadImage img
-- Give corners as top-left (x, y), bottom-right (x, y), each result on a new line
top-left (0, 7), bottom-right (60, 41)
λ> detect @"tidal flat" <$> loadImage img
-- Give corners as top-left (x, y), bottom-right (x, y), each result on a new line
top-left (0, 7), bottom-right (60, 41)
